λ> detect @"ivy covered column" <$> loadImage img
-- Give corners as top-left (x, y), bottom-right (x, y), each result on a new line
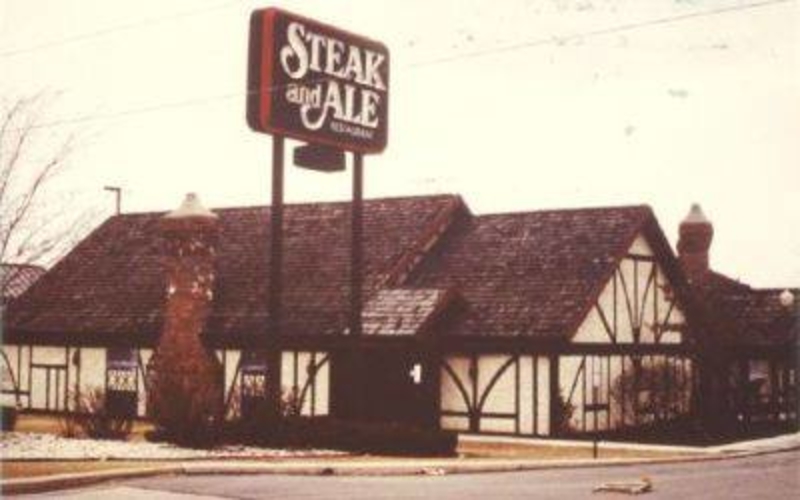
top-left (147, 193), bottom-right (224, 444)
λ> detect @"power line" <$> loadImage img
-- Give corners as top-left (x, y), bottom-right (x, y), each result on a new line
top-left (5, 0), bottom-right (794, 132)
top-left (408, 0), bottom-right (795, 68)
top-left (14, 79), bottom-right (326, 132)
top-left (23, 92), bottom-right (243, 131)
top-left (0, 0), bottom-right (246, 58)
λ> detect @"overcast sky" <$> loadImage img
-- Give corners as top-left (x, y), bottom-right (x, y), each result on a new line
top-left (1, 0), bottom-right (798, 288)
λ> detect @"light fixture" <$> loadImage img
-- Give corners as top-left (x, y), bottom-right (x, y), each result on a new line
top-left (779, 289), bottom-right (795, 308)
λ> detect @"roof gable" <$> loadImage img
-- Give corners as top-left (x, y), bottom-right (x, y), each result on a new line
top-left (407, 205), bottom-right (658, 339)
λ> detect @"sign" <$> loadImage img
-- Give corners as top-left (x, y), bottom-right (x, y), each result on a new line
top-left (247, 8), bottom-right (390, 154)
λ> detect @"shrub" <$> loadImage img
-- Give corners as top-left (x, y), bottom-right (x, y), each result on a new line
top-left (58, 412), bottom-right (82, 438)
top-left (58, 389), bottom-right (84, 438)
top-left (146, 351), bottom-right (224, 449)
top-left (57, 387), bottom-right (133, 440)
top-left (79, 387), bottom-right (134, 439)
top-left (147, 374), bottom-right (222, 448)
top-left (226, 415), bottom-right (457, 456)
top-left (225, 384), bottom-right (304, 444)
top-left (552, 391), bottom-right (575, 435)
top-left (1, 405), bottom-right (17, 431)
top-left (610, 358), bottom-right (690, 426)
top-left (322, 419), bottom-right (457, 456)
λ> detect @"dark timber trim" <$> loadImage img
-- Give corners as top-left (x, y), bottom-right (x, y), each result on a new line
top-left (533, 356), bottom-right (539, 435)
top-left (549, 355), bottom-right (560, 436)
top-left (297, 353), bottom-right (330, 417)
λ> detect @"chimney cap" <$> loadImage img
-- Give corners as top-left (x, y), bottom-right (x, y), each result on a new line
top-left (682, 203), bottom-right (710, 225)
top-left (164, 193), bottom-right (217, 220)
top-left (779, 289), bottom-right (795, 308)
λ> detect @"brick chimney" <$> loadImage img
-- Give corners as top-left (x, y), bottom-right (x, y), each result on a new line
top-left (147, 193), bottom-right (224, 440)
top-left (677, 203), bottom-right (714, 284)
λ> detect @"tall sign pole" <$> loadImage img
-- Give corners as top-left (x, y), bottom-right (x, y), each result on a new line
top-left (351, 152), bottom-right (364, 337)
top-left (267, 135), bottom-right (284, 414)
top-left (247, 7), bottom-right (389, 419)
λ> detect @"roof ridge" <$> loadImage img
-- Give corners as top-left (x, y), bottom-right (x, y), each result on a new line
top-left (377, 196), bottom-right (466, 288)
top-left (707, 270), bottom-right (753, 291)
top-left (109, 193), bottom-right (463, 218)
top-left (0, 263), bottom-right (46, 270)
top-left (474, 204), bottom-right (652, 219)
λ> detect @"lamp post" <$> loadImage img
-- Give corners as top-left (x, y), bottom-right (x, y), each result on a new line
top-left (779, 290), bottom-right (798, 428)
top-left (592, 360), bottom-right (602, 459)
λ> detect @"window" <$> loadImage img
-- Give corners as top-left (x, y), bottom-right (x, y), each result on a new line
top-left (105, 348), bottom-right (138, 417)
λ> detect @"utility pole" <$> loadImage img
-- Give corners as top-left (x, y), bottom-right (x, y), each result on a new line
top-left (104, 186), bottom-right (122, 215)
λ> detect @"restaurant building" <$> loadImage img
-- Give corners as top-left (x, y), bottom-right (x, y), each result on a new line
top-left (1, 194), bottom-right (795, 437)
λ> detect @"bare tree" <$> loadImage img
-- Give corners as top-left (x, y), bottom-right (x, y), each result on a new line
top-left (0, 94), bottom-right (98, 300)
top-left (1, 94), bottom-right (103, 406)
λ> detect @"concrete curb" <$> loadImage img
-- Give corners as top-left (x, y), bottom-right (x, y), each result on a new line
top-left (458, 434), bottom-right (721, 454)
top-left (3, 440), bottom-right (798, 496)
top-left (1, 465), bottom-right (183, 496)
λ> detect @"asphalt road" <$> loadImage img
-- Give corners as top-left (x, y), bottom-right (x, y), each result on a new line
top-left (17, 449), bottom-right (800, 499)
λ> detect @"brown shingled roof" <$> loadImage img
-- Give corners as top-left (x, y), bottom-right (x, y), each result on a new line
top-left (1, 264), bottom-right (46, 301)
top-left (6, 195), bottom-right (464, 344)
top-left (406, 205), bottom-right (668, 339)
top-left (362, 288), bottom-right (455, 336)
top-left (7, 195), bottom-right (683, 345)
top-left (693, 271), bottom-right (797, 346)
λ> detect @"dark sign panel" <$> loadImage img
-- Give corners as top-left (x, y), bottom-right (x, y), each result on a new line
top-left (247, 8), bottom-right (390, 154)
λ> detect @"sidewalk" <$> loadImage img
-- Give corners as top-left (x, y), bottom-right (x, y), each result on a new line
top-left (3, 431), bottom-right (799, 496)
top-left (461, 430), bottom-right (800, 455)
top-left (706, 431), bottom-right (800, 453)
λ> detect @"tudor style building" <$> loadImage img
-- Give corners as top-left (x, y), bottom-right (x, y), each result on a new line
top-left (1, 194), bottom-right (793, 437)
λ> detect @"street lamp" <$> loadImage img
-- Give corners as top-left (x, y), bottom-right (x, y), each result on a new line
top-left (592, 358), bottom-right (602, 459)
top-left (779, 289), bottom-right (798, 428)
top-left (779, 289), bottom-right (795, 308)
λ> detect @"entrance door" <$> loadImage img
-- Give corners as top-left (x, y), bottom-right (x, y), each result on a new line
top-left (331, 348), bottom-right (435, 427)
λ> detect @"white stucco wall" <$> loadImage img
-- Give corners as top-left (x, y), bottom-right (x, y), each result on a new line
top-left (223, 349), bottom-right (241, 404)
top-left (478, 355), bottom-right (516, 433)
top-left (17, 346), bottom-right (30, 408)
top-left (572, 234), bottom-right (687, 344)
top-left (518, 356), bottom-right (534, 434)
top-left (312, 354), bottom-right (330, 417)
top-left (440, 355), bottom-right (471, 431)
top-left (440, 354), bottom-right (552, 436)
top-left (137, 348), bottom-right (153, 417)
top-left (0, 345), bottom-right (143, 414)
top-left (2, 344), bottom-right (336, 421)
top-left (78, 348), bottom-right (106, 398)
top-left (1, 345), bottom-right (21, 407)
top-left (281, 350), bottom-right (330, 417)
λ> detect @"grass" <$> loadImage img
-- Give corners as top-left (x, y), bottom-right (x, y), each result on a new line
top-left (0, 461), bottom-right (172, 480)
top-left (1, 413), bottom-right (698, 481)
top-left (11, 413), bottom-right (154, 441)
top-left (2, 414), bottom-right (164, 481)
top-left (456, 440), bottom-right (693, 460)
